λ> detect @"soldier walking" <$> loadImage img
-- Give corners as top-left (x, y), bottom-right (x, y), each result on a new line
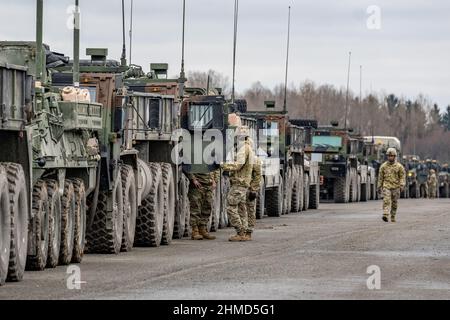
top-left (377, 148), bottom-right (406, 222)
top-left (187, 171), bottom-right (219, 240)
top-left (245, 151), bottom-right (262, 241)
top-left (222, 126), bottom-right (255, 241)
top-left (428, 169), bottom-right (437, 199)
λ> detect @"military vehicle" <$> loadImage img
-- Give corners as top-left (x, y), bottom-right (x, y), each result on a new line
top-left (0, 0), bottom-right (103, 284)
top-left (403, 155), bottom-right (421, 198)
top-left (438, 164), bottom-right (449, 198)
top-left (309, 123), bottom-right (362, 203)
top-left (361, 138), bottom-right (381, 200)
top-left (243, 102), bottom-right (320, 217)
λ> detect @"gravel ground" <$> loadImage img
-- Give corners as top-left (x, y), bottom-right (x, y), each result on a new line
top-left (0, 198), bottom-right (449, 300)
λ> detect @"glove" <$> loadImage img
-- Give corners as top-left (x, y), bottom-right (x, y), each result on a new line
top-left (248, 191), bottom-right (257, 201)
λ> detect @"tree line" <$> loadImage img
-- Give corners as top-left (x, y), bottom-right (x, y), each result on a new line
top-left (187, 71), bottom-right (450, 163)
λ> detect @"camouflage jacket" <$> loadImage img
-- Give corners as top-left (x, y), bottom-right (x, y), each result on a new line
top-left (377, 161), bottom-right (406, 190)
top-left (222, 141), bottom-right (254, 188)
top-left (428, 173), bottom-right (437, 185)
top-left (187, 172), bottom-right (217, 188)
top-left (249, 156), bottom-right (262, 192)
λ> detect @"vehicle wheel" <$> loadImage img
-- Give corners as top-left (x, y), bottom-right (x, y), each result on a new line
top-left (356, 174), bottom-right (361, 202)
top-left (210, 182), bottom-right (221, 232)
top-left (334, 170), bottom-right (350, 203)
top-left (26, 180), bottom-right (50, 271)
top-left (0, 167), bottom-right (11, 285)
top-left (309, 183), bottom-right (320, 209)
top-left (2, 163), bottom-right (28, 282)
top-left (71, 179), bottom-right (87, 263)
top-left (361, 183), bottom-right (368, 202)
top-left (134, 163), bottom-right (164, 247)
top-left (255, 179), bottom-right (265, 219)
top-left (86, 170), bottom-right (124, 254)
top-left (59, 181), bottom-right (76, 264)
top-left (292, 166), bottom-right (304, 212)
top-left (173, 174), bottom-right (188, 239)
top-left (283, 166), bottom-right (293, 214)
top-left (266, 174), bottom-right (283, 217)
top-left (120, 165), bottom-right (137, 252)
top-left (219, 175), bottom-right (230, 228)
top-left (45, 180), bottom-right (61, 269)
top-left (303, 173), bottom-right (310, 211)
top-left (161, 163), bottom-right (175, 245)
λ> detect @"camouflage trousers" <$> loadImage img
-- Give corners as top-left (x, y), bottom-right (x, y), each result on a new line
top-left (383, 188), bottom-right (400, 218)
top-left (227, 186), bottom-right (249, 234)
top-left (428, 183), bottom-right (437, 198)
top-left (246, 198), bottom-right (256, 233)
top-left (188, 187), bottom-right (213, 228)
top-left (420, 183), bottom-right (428, 198)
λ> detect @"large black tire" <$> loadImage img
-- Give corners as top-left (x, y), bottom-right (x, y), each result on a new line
top-left (334, 170), bottom-right (350, 203)
top-left (71, 179), bottom-right (87, 263)
top-left (219, 175), bottom-right (230, 228)
top-left (291, 166), bottom-right (304, 212)
top-left (120, 165), bottom-right (137, 252)
top-left (134, 163), bottom-right (164, 247)
top-left (309, 183), bottom-right (320, 210)
top-left (266, 175), bottom-right (283, 217)
top-left (45, 180), bottom-right (61, 269)
top-left (303, 173), bottom-right (310, 211)
top-left (349, 169), bottom-right (358, 202)
top-left (59, 181), bottom-right (76, 264)
top-left (161, 163), bottom-right (175, 245)
top-left (356, 174), bottom-right (361, 202)
top-left (210, 182), bottom-right (221, 232)
top-left (283, 167), bottom-right (293, 215)
top-left (26, 180), bottom-right (50, 271)
top-left (360, 183), bottom-right (368, 202)
top-left (173, 174), bottom-right (188, 239)
top-left (3, 163), bottom-right (28, 282)
top-left (0, 167), bottom-right (11, 285)
top-left (86, 169), bottom-right (124, 254)
top-left (255, 179), bottom-right (265, 219)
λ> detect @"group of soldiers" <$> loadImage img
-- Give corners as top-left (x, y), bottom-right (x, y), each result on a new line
top-left (186, 126), bottom-right (262, 242)
top-left (407, 157), bottom-right (448, 199)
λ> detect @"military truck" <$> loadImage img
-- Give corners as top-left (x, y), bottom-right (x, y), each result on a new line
top-left (438, 164), bottom-right (449, 198)
top-left (403, 155), bottom-right (421, 198)
top-left (309, 123), bottom-right (361, 203)
top-left (243, 102), bottom-right (320, 217)
top-left (0, 0), bottom-right (103, 284)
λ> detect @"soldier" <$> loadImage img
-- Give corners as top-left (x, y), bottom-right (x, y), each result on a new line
top-left (245, 150), bottom-right (262, 241)
top-left (222, 126), bottom-right (255, 241)
top-left (428, 169), bottom-right (437, 199)
top-left (187, 171), bottom-right (219, 240)
top-left (377, 148), bottom-right (406, 222)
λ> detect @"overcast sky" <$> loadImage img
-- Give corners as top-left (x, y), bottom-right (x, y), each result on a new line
top-left (1, 0), bottom-right (449, 108)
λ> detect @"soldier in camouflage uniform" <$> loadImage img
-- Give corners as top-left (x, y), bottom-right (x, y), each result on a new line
top-left (245, 149), bottom-right (262, 241)
top-left (187, 170), bottom-right (219, 240)
top-left (428, 169), bottom-right (437, 199)
top-left (377, 148), bottom-right (406, 222)
top-left (222, 126), bottom-right (255, 241)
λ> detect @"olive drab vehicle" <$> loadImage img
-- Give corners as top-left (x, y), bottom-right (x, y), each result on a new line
top-left (243, 101), bottom-right (320, 217)
top-left (309, 123), bottom-right (362, 203)
top-left (0, 0), bottom-right (103, 284)
top-left (403, 155), bottom-right (421, 198)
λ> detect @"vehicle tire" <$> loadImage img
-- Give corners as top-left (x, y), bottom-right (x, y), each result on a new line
top-left (59, 181), bottom-right (76, 264)
top-left (0, 167), bottom-right (11, 285)
top-left (219, 175), bottom-right (230, 228)
top-left (309, 182), bottom-right (320, 209)
top-left (291, 166), bottom-right (304, 212)
top-left (161, 163), bottom-right (176, 245)
top-left (303, 173), bottom-right (310, 211)
top-left (71, 179), bottom-right (87, 263)
top-left (86, 170), bottom-right (124, 254)
top-left (444, 184), bottom-right (449, 198)
top-left (3, 163), bottom-right (28, 282)
top-left (283, 167), bottom-right (293, 215)
top-left (45, 180), bottom-right (61, 269)
top-left (349, 169), bottom-right (358, 202)
top-left (334, 170), bottom-right (350, 203)
top-left (356, 174), bottom-right (361, 202)
top-left (210, 182), bottom-right (221, 232)
top-left (173, 174), bottom-right (188, 239)
top-left (360, 183), bottom-right (368, 202)
top-left (255, 179), bottom-right (265, 219)
top-left (266, 175), bottom-right (283, 217)
top-left (120, 165), bottom-right (137, 252)
top-left (26, 180), bottom-right (50, 271)
top-left (134, 163), bottom-right (164, 247)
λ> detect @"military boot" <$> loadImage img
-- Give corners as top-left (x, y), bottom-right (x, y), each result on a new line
top-left (242, 232), bottom-right (252, 241)
top-left (382, 215), bottom-right (389, 222)
top-left (199, 226), bottom-right (216, 240)
top-left (229, 231), bottom-right (245, 242)
top-left (191, 226), bottom-right (203, 240)
top-left (391, 216), bottom-right (396, 223)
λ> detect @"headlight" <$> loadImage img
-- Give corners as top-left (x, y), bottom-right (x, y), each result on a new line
top-left (333, 155), bottom-right (339, 161)
top-left (408, 172), bottom-right (413, 177)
